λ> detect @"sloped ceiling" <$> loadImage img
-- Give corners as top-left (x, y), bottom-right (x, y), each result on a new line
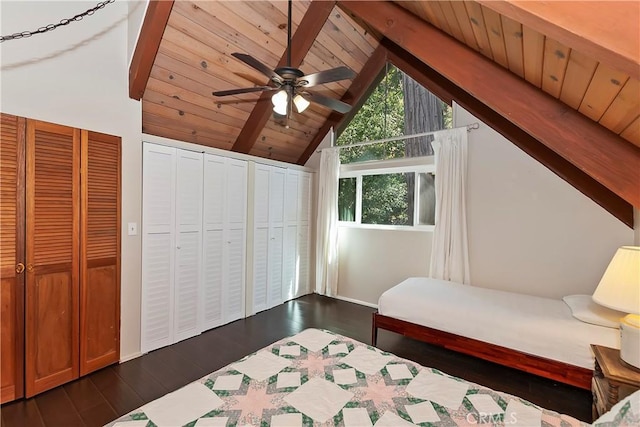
top-left (129, 0), bottom-right (639, 226)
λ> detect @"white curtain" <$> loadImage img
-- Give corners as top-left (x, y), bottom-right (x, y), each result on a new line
top-left (315, 148), bottom-right (340, 296)
top-left (429, 127), bottom-right (470, 284)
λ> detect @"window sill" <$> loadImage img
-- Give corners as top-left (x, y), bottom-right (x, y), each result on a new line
top-left (338, 222), bottom-right (435, 232)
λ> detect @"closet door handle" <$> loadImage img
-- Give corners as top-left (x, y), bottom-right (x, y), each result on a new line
top-left (15, 263), bottom-right (25, 274)
top-left (26, 264), bottom-right (34, 272)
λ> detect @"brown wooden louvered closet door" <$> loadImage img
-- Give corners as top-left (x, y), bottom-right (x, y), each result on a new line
top-left (80, 130), bottom-right (121, 375)
top-left (25, 120), bottom-right (80, 397)
top-left (0, 113), bottom-right (26, 403)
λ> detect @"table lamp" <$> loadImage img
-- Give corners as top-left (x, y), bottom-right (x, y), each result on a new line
top-left (593, 246), bottom-right (640, 369)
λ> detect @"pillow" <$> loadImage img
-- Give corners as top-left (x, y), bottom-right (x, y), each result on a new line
top-left (562, 294), bottom-right (626, 328)
top-left (593, 389), bottom-right (640, 426)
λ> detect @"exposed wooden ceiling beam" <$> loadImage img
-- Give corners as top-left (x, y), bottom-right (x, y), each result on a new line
top-left (231, 0), bottom-right (336, 154)
top-left (297, 44), bottom-right (388, 164)
top-left (385, 39), bottom-right (633, 228)
top-left (339, 1), bottom-right (640, 211)
top-left (129, 0), bottom-right (174, 100)
top-left (477, 1), bottom-right (640, 80)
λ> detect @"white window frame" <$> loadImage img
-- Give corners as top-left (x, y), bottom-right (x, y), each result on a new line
top-left (338, 156), bottom-right (435, 232)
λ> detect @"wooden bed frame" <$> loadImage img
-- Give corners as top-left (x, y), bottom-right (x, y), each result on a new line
top-left (372, 312), bottom-right (593, 390)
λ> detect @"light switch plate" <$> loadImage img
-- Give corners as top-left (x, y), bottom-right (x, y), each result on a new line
top-left (128, 222), bottom-right (138, 236)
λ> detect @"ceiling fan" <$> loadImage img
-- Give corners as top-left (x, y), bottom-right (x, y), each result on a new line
top-left (212, 0), bottom-right (356, 120)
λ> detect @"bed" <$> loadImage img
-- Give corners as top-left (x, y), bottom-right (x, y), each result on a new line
top-left (106, 328), bottom-right (605, 427)
top-left (373, 277), bottom-right (620, 390)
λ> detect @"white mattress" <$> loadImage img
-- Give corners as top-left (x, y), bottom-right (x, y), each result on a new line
top-left (378, 277), bottom-right (620, 369)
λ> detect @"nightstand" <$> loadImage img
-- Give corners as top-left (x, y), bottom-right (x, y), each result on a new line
top-left (591, 344), bottom-right (640, 421)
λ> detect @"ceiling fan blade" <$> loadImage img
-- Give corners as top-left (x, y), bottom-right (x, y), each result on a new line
top-left (212, 86), bottom-right (276, 97)
top-left (299, 66), bottom-right (356, 87)
top-left (231, 53), bottom-right (283, 84)
top-left (304, 92), bottom-right (352, 114)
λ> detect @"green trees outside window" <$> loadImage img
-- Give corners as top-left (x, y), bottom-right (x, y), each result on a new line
top-left (336, 65), bottom-right (450, 227)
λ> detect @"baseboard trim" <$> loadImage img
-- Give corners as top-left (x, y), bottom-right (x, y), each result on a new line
top-left (119, 351), bottom-right (143, 363)
top-left (332, 294), bottom-right (378, 309)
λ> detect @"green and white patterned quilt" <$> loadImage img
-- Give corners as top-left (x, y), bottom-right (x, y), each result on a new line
top-left (106, 329), bottom-right (588, 427)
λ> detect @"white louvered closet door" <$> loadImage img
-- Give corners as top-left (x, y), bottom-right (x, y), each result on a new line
top-left (282, 170), bottom-right (299, 302)
top-left (141, 144), bottom-right (176, 353)
top-left (297, 172), bottom-right (313, 295)
top-left (267, 227), bottom-right (283, 309)
top-left (284, 170), bottom-right (299, 225)
top-left (223, 159), bottom-right (247, 323)
top-left (203, 155), bottom-right (247, 327)
top-left (299, 172), bottom-right (312, 226)
top-left (267, 167), bottom-right (286, 309)
top-left (282, 226), bottom-right (297, 302)
top-left (173, 150), bottom-right (203, 343)
top-left (202, 154), bottom-right (225, 331)
top-left (252, 164), bottom-right (270, 314)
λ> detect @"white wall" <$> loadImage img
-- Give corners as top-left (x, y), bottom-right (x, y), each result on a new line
top-left (127, 1), bottom-right (148, 64)
top-left (338, 227), bottom-right (431, 305)
top-left (457, 103), bottom-right (634, 298)
top-left (1, 1), bottom-right (143, 360)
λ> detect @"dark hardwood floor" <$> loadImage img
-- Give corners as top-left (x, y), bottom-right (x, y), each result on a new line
top-left (1, 294), bottom-right (592, 426)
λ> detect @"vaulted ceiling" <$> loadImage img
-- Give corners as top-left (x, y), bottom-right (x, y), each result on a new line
top-left (129, 1), bottom-right (640, 227)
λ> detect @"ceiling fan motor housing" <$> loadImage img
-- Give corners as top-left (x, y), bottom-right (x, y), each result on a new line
top-left (275, 66), bottom-right (305, 82)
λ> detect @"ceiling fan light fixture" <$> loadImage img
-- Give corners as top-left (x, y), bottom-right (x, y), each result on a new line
top-left (272, 89), bottom-right (288, 115)
top-left (293, 94), bottom-right (310, 113)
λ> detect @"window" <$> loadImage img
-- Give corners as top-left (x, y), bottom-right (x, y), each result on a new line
top-left (416, 172), bottom-right (436, 226)
top-left (362, 173), bottom-right (409, 225)
top-left (338, 160), bottom-right (435, 230)
top-left (338, 177), bottom-right (356, 222)
top-left (334, 63), bottom-right (450, 231)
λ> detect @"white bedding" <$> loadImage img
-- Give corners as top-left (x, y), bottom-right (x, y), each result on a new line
top-left (378, 277), bottom-right (620, 369)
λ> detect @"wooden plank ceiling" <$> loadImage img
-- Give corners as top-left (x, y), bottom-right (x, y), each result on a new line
top-left (133, 0), bottom-right (640, 224)
top-left (141, 0), bottom-right (378, 164)
top-left (393, 1), bottom-right (639, 148)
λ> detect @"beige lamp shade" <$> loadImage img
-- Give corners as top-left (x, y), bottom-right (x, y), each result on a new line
top-left (593, 246), bottom-right (640, 314)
